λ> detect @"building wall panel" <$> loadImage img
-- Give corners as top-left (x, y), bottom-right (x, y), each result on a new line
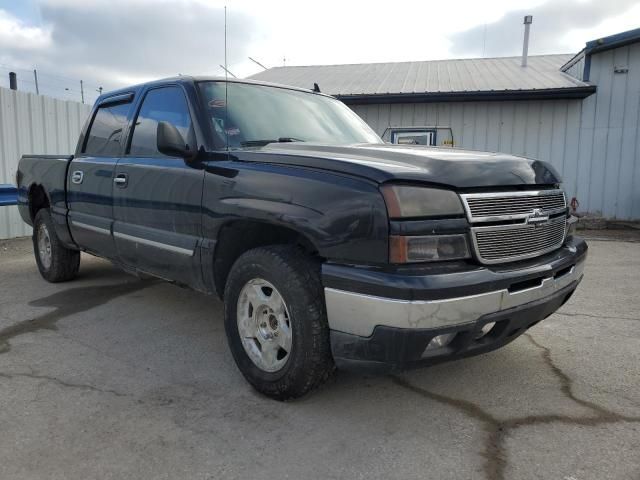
top-left (612, 43), bottom-right (639, 219)
top-left (563, 55), bottom-right (585, 81)
top-left (350, 41), bottom-right (639, 221)
top-left (588, 42), bottom-right (640, 218)
top-left (563, 100), bottom-right (582, 197)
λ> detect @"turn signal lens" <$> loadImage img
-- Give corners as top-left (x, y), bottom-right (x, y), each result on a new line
top-left (390, 234), bottom-right (471, 263)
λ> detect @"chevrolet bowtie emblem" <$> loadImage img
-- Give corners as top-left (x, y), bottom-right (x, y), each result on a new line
top-left (526, 208), bottom-right (549, 225)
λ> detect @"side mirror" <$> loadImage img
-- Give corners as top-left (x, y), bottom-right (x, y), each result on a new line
top-left (157, 121), bottom-right (195, 160)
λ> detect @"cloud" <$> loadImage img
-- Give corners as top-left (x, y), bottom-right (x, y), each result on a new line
top-left (0, 0), bottom-right (258, 100)
top-left (0, 0), bottom-right (637, 103)
top-left (448, 0), bottom-right (640, 57)
top-left (0, 9), bottom-right (51, 52)
top-left (41, 0), bottom-right (254, 81)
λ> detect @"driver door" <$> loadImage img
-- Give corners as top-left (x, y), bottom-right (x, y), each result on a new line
top-left (112, 85), bottom-right (205, 288)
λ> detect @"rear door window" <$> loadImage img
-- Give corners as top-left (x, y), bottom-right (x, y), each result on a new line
top-left (83, 102), bottom-right (131, 156)
top-left (128, 86), bottom-right (194, 157)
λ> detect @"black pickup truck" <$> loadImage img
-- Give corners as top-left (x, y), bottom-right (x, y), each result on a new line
top-left (16, 77), bottom-right (587, 399)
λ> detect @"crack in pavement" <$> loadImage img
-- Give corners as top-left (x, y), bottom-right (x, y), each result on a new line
top-left (556, 311), bottom-right (640, 322)
top-left (391, 333), bottom-right (640, 480)
top-left (522, 334), bottom-right (633, 416)
top-left (0, 371), bottom-right (128, 397)
top-left (0, 279), bottom-right (155, 354)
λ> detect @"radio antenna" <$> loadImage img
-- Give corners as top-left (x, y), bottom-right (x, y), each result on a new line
top-left (224, 4), bottom-right (229, 150)
top-left (224, 5), bottom-right (228, 81)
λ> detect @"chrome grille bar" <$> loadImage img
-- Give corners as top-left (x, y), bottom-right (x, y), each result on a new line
top-left (472, 216), bottom-right (566, 263)
top-left (460, 190), bottom-right (567, 264)
top-left (461, 190), bottom-right (566, 223)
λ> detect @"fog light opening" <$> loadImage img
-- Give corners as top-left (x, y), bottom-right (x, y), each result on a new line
top-left (475, 322), bottom-right (496, 340)
top-left (424, 333), bottom-right (456, 352)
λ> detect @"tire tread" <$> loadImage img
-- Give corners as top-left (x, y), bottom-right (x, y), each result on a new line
top-left (33, 209), bottom-right (80, 283)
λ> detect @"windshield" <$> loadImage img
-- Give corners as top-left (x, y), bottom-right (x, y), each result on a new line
top-left (198, 81), bottom-right (383, 149)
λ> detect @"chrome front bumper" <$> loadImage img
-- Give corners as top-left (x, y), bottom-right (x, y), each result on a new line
top-left (325, 258), bottom-right (585, 338)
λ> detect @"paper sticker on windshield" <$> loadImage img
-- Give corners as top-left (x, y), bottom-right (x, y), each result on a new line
top-left (209, 99), bottom-right (226, 108)
top-left (225, 127), bottom-right (240, 136)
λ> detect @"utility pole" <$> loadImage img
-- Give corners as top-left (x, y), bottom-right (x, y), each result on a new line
top-left (9, 72), bottom-right (17, 90)
top-left (33, 69), bottom-right (40, 95)
top-left (80, 80), bottom-right (85, 103)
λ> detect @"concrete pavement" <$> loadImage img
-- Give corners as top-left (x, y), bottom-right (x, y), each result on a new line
top-left (1, 235), bottom-right (639, 480)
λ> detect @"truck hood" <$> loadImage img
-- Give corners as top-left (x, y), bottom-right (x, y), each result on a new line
top-left (246, 143), bottom-right (561, 189)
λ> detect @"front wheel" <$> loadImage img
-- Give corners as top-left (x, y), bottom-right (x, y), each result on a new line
top-left (224, 246), bottom-right (334, 400)
top-left (32, 209), bottom-right (80, 283)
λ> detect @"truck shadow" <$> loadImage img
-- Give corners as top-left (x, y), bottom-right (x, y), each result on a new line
top-left (0, 276), bottom-right (155, 354)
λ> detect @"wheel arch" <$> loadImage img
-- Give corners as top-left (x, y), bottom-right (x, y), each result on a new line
top-left (28, 183), bottom-right (51, 222)
top-left (212, 219), bottom-right (321, 299)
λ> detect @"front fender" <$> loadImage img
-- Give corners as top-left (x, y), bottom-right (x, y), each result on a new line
top-left (202, 160), bottom-right (389, 265)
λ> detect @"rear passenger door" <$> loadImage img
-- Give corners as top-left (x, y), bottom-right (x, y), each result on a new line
top-left (67, 94), bottom-right (133, 259)
top-left (112, 85), bottom-right (205, 287)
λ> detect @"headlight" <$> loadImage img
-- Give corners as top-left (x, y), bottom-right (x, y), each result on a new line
top-left (390, 234), bottom-right (471, 263)
top-left (381, 185), bottom-right (464, 218)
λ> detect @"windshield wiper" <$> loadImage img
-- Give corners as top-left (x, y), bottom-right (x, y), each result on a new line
top-left (240, 137), bottom-right (305, 147)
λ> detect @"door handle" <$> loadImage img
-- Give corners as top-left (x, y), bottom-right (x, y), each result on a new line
top-left (71, 170), bottom-right (84, 184)
top-left (114, 173), bottom-right (128, 187)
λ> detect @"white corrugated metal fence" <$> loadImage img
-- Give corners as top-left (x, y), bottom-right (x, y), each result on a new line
top-left (0, 87), bottom-right (92, 239)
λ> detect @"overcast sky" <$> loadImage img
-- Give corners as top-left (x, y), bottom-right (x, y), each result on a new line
top-left (0, 0), bottom-right (638, 103)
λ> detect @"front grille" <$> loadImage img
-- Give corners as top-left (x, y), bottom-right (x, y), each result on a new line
top-left (461, 190), bottom-right (567, 264)
top-left (463, 190), bottom-right (566, 221)
top-left (473, 216), bottom-right (566, 263)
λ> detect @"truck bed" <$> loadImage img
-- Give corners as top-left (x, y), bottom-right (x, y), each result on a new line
top-left (16, 154), bottom-right (73, 227)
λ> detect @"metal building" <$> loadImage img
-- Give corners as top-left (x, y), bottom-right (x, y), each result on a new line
top-left (251, 28), bottom-right (640, 221)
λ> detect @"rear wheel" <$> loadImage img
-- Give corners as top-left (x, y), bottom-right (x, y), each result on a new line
top-left (32, 209), bottom-right (80, 282)
top-left (224, 246), bottom-right (334, 400)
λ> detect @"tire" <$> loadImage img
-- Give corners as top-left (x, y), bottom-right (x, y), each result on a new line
top-left (32, 209), bottom-right (80, 283)
top-left (224, 245), bottom-right (334, 400)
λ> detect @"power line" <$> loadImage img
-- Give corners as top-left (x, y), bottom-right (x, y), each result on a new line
top-left (0, 63), bottom-right (106, 90)
top-left (0, 64), bottom-right (103, 103)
